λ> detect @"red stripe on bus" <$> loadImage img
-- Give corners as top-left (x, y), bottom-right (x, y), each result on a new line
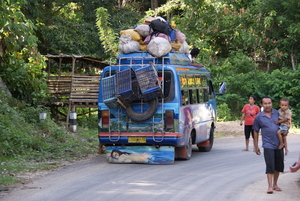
top-left (98, 132), bottom-right (182, 137)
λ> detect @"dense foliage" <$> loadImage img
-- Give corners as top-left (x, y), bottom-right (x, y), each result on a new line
top-left (0, 0), bottom-right (48, 104)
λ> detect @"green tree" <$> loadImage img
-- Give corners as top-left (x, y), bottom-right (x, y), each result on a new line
top-left (256, 0), bottom-right (300, 70)
top-left (22, 0), bottom-right (108, 57)
top-left (0, 0), bottom-right (47, 104)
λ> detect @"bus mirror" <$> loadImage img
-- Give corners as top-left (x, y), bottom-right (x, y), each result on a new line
top-left (218, 82), bottom-right (227, 94)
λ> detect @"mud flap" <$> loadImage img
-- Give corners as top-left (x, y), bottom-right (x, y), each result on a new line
top-left (106, 146), bottom-right (174, 164)
top-left (197, 140), bottom-right (210, 147)
top-left (175, 147), bottom-right (187, 159)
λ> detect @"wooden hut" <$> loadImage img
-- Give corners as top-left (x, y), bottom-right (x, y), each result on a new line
top-left (45, 53), bottom-right (108, 129)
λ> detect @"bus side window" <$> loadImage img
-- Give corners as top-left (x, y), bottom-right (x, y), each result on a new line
top-left (203, 88), bottom-right (209, 102)
top-left (182, 90), bottom-right (188, 105)
top-left (208, 80), bottom-right (215, 98)
top-left (197, 89), bottom-right (203, 103)
top-left (189, 89), bottom-right (196, 104)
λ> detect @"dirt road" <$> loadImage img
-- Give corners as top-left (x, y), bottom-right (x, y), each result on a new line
top-left (1, 133), bottom-right (299, 201)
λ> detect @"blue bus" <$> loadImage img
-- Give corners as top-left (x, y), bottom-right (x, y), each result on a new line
top-left (98, 52), bottom-right (226, 164)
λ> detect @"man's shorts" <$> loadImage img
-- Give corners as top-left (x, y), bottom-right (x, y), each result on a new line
top-left (279, 125), bottom-right (290, 131)
top-left (264, 148), bottom-right (284, 174)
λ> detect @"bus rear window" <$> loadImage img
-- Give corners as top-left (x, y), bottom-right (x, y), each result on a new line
top-left (158, 71), bottom-right (174, 103)
top-left (103, 69), bottom-right (174, 103)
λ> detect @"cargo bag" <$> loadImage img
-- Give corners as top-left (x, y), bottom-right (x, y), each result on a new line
top-left (118, 34), bottom-right (140, 54)
top-left (149, 19), bottom-right (173, 36)
top-left (147, 37), bottom-right (172, 58)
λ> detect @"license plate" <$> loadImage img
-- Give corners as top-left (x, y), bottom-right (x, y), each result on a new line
top-left (128, 136), bottom-right (146, 143)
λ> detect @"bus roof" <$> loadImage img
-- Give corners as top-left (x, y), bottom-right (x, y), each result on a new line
top-left (105, 52), bottom-right (210, 75)
top-left (114, 52), bottom-right (190, 66)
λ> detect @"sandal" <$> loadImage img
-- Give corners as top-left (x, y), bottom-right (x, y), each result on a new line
top-left (273, 186), bottom-right (282, 191)
top-left (267, 188), bottom-right (273, 194)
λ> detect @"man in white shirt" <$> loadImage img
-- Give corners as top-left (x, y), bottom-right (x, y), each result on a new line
top-left (189, 48), bottom-right (203, 67)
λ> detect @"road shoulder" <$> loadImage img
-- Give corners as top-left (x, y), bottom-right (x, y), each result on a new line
top-left (241, 171), bottom-right (300, 200)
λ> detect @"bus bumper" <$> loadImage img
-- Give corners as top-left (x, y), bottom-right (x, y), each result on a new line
top-left (105, 145), bottom-right (175, 164)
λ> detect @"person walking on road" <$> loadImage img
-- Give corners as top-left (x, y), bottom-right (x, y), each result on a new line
top-left (253, 96), bottom-right (288, 194)
top-left (240, 95), bottom-right (260, 151)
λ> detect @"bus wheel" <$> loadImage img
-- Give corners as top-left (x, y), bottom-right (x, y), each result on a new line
top-left (185, 135), bottom-right (193, 160)
top-left (198, 126), bottom-right (214, 152)
top-left (126, 98), bottom-right (158, 122)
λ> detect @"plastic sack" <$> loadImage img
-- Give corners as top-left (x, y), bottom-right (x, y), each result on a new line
top-left (135, 24), bottom-right (152, 38)
top-left (143, 33), bottom-right (171, 44)
top-left (179, 41), bottom-right (189, 54)
top-left (118, 34), bottom-right (140, 54)
top-left (170, 41), bottom-right (182, 51)
top-left (140, 44), bottom-right (147, 51)
top-left (175, 29), bottom-right (186, 43)
top-left (120, 29), bottom-right (142, 41)
top-left (137, 39), bottom-right (144, 45)
top-left (147, 37), bottom-right (172, 58)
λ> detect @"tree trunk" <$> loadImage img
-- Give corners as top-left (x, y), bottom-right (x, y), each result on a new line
top-left (290, 49), bottom-right (296, 71)
top-left (151, 0), bottom-right (158, 10)
top-left (0, 77), bottom-right (12, 96)
top-left (118, 0), bottom-right (131, 8)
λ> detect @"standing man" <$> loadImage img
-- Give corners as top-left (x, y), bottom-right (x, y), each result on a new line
top-left (253, 96), bottom-right (287, 194)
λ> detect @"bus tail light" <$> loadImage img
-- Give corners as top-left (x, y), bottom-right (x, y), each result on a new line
top-left (101, 110), bottom-right (110, 129)
top-left (165, 110), bottom-right (174, 129)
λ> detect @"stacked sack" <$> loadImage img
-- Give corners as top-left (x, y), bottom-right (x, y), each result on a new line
top-left (118, 17), bottom-right (189, 57)
top-left (118, 29), bottom-right (142, 54)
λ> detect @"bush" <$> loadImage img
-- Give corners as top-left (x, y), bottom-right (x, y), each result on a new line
top-left (0, 90), bottom-right (99, 187)
top-left (217, 103), bottom-right (232, 122)
top-left (0, 90), bottom-right (98, 162)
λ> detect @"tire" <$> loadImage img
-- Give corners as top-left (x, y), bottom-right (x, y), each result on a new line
top-left (185, 135), bottom-right (193, 160)
top-left (198, 126), bottom-right (214, 152)
top-left (125, 98), bottom-right (158, 122)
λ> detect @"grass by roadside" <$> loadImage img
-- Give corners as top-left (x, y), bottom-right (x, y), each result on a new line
top-left (214, 133), bottom-right (228, 138)
top-left (0, 90), bottom-right (99, 189)
top-left (0, 127), bottom-right (99, 189)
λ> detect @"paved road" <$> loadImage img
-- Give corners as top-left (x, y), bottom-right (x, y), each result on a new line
top-left (1, 134), bottom-right (300, 201)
